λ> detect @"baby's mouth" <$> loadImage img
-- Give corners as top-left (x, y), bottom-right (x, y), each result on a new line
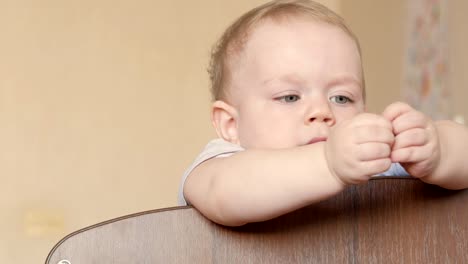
top-left (307, 137), bottom-right (327, 145)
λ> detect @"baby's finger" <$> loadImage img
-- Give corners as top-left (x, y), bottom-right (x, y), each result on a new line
top-left (382, 102), bottom-right (414, 122)
top-left (392, 110), bottom-right (428, 134)
top-left (352, 113), bottom-right (393, 130)
top-left (343, 158), bottom-right (392, 184)
top-left (353, 125), bottom-right (395, 145)
top-left (392, 128), bottom-right (429, 150)
top-left (356, 142), bottom-right (391, 161)
top-left (360, 158), bottom-right (393, 178)
top-left (390, 145), bottom-right (431, 163)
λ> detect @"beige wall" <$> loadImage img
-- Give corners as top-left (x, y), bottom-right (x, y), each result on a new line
top-left (0, 0), bottom-right (338, 263)
top-left (448, 1), bottom-right (468, 120)
top-left (341, 0), bottom-right (407, 114)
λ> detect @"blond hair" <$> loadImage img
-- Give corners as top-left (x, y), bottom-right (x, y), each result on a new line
top-left (208, 0), bottom-right (365, 101)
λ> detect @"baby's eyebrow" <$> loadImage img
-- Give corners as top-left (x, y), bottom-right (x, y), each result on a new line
top-left (262, 74), bottom-right (305, 86)
top-left (326, 76), bottom-right (362, 88)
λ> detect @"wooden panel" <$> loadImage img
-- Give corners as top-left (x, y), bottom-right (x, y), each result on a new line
top-left (213, 188), bottom-right (356, 263)
top-left (46, 178), bottom-right (468, 264)
top-left (46, 208), bottom-right (216, 264)
top-left (354, 179), bottom-right (468, 263)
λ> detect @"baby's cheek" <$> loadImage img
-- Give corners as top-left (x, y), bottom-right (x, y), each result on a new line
top-left (263, 126), bottom-right (300, 149)
top-left (237, 123), bottom-right (277, 148)
top-left (334, 110), bottom-right (360, 124)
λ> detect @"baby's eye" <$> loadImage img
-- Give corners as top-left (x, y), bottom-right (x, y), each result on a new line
top-left (330, 95), bottom-right (353, 104)
top-left (276, 94), bottom-right (301, 103)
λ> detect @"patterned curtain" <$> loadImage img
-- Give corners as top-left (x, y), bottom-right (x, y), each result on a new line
top-left (403, 0), bottom-right (450, 120)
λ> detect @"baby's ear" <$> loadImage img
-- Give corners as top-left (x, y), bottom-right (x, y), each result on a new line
top-left (211, 100), bottom-right (240, 144)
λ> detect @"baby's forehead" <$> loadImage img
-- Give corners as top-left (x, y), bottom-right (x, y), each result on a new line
top-left (231, 16), bottom-right (327, 56)
top-left (222, 16), bottom-right (364, 102)
top-left (228, 16), bottom-right (355, 68)
top-left (231, 19), bottom-right (360, 69)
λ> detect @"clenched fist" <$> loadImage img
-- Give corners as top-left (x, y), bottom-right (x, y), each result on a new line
top-left (382, 102), bottom-right (441, 178)
top-left (325, 113), bottom-right (394, 185)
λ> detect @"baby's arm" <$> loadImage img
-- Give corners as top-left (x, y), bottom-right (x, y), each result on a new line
top-left (431, 120), bottom-right (468, 189)
top-left (383, 102), bottom-right (468, 189)
top-left (185, 144), bottom-right (341, 226)
top-left (184, 113), bottom-right (394, 226)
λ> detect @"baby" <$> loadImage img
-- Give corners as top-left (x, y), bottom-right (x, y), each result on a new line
top-left (178, 0), bottom-right (468, 226)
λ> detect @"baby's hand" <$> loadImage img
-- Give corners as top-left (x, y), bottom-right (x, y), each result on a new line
top-left (382, 102), bottom-right (440, 178)
top-left (325, 113), bottom-right (394, 185)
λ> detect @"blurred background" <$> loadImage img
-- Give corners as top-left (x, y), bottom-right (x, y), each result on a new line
top-left (0, 0), bottom-right (467, 262)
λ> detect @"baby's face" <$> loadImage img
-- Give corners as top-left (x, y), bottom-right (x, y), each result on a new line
top-left (227, 18), bottom-right (365, 149)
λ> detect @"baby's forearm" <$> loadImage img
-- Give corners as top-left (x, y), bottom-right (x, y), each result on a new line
top-left (184, 142), bottom-right (345, 226)
top-left (423, 120), bottom-right (468, 189)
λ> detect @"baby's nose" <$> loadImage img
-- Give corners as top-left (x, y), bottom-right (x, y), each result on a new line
top-left (305, 105), bottom-right (335, 126)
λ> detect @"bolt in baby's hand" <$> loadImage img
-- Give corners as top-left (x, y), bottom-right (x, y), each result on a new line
top-left (382, 102), bottom-right (440, 178)
top-left (325, 113), bottom-right (394, 185)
